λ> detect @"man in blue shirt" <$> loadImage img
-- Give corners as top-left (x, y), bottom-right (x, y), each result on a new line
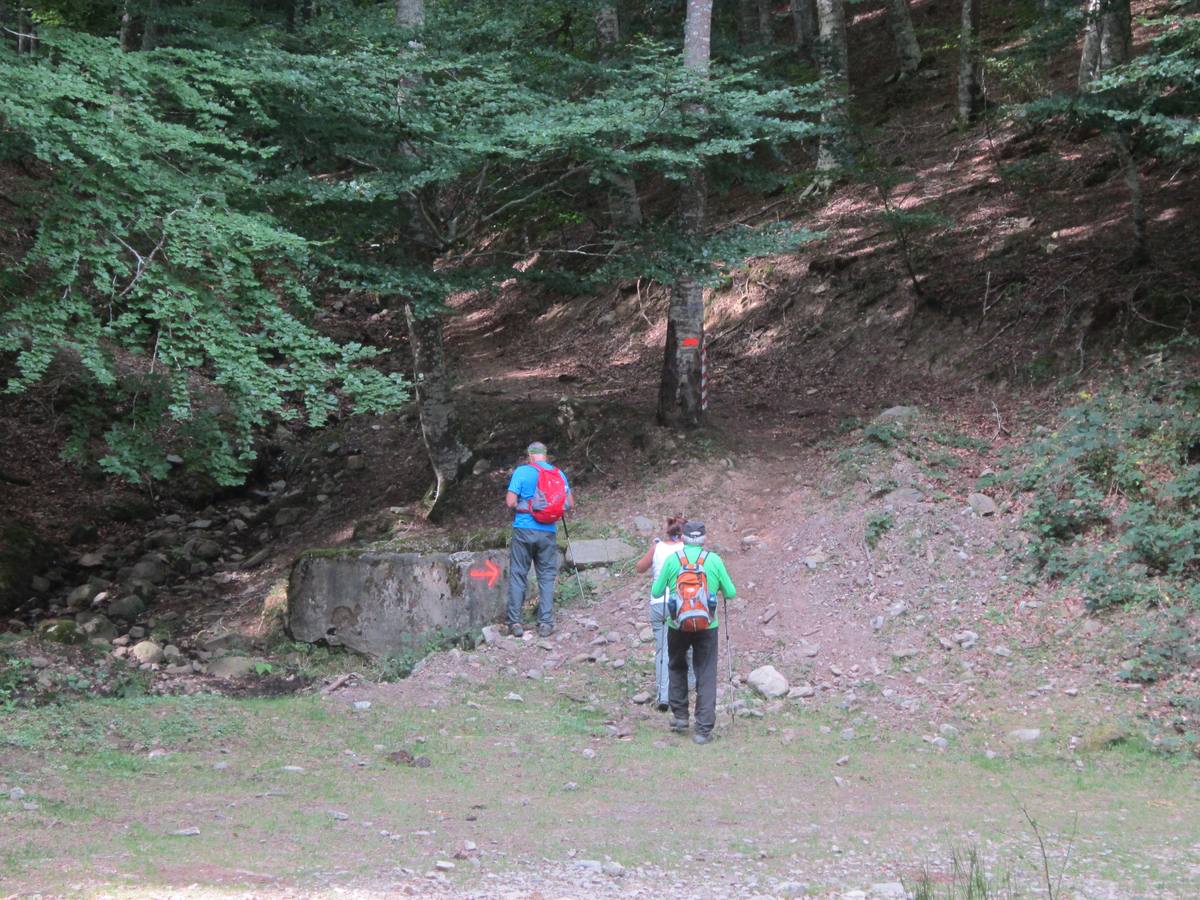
top-left (505, 441), bottom-right (573, 637)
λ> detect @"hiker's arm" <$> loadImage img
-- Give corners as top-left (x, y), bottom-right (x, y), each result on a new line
top-left (505, 491), bottom-right (519, 509)
top-left (635, 543), bottom-right (655, 574)
top-left (714, 559), bottom-right (737, 599)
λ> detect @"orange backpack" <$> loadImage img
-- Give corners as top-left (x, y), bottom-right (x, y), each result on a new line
top-left (670, 549), bottom-right (714, 632)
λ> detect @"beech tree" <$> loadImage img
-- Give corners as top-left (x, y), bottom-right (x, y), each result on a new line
top-left (1078, 0), bottom-right (1132, 88)
top-left (886, 0), bottom-right (922, 77)
top-left (958, 0), bottom-right (984, 122)
top-left (595, 0), bottom-right (643, 232)
top-left (815, 0), bottom-right (849, 171)
top-left (658, 0), bottom-right (713, 428)
top-left (791, 0), bottom-right (816, 61)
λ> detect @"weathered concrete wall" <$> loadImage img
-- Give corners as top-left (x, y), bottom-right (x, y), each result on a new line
top-left (287, 549), bottom-right (509, 657)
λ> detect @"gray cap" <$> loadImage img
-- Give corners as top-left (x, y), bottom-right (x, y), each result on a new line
top-left (526, 441), bottom-right (548, 455)
top-left (682, 520), bottom-right (706, 545)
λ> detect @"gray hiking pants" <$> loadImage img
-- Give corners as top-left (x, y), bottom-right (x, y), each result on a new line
top-left (668, 626), bottom-right (719, 736)
top-left (507, 528), bottom-right (559, 628)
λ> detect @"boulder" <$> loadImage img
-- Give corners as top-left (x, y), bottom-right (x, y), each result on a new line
top-left (37, 618), bottom-right (85, 644)
top-left (107, 594), bottom-right (147, 621)
top-left (631, 516), bottom-right (656, 535)
top-left (287, 547), bottom-right (510, 657)
top-left (968, 492), bottom-right (998, 516)
top-left (76, 612), bottom-right (117, 643)
top-left (883, 487), bottom-right (924, 507)
top-left (748, 665), bottom-right (789, 698)
top-left (565, 538), bottom-right (637, 569)
top-left (183, 537), bottom-right (222, 562)
top-left (874, 405), bottom-right (919, 425)
top-left (131, 640), bottom-right (164, 665)
top-left (208, 656), bottom-right (257, 678)
top-left (130, 557), bottom-right (168, 585)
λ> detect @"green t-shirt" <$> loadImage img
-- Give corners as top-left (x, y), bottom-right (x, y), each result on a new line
top-left (650, 545), bottom-right (737, 630)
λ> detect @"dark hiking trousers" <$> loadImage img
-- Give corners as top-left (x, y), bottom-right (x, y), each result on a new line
top-left (668, 626), bottom-right (719, 736)
top-left (507, 528), bottom-right (559, 628)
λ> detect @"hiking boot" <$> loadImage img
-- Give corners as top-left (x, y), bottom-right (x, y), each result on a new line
top-left (537, 623), bottom-right (554, 638)
top-left (509, 623), bottom-right (524, 638)
top-left (692, 732), bottom-right (713, 745)
top-left (669, 717), bottom-right (689, 732)
top-left (655, 702), bottom-right (670, 713)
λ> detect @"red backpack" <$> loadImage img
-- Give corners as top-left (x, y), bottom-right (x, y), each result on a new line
top-left (670, 549), bottom-right (713, 632)
top-left (526, 464), bottom-right (568, 524)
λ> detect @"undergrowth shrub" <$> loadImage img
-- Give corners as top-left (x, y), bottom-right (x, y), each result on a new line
top-left (1002, 348), bottom-right (1200, 612)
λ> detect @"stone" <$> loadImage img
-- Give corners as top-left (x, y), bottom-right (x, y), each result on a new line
top-left (183, 538), bottom-right (222, 562)
top-left (30, 575), bottom-right (50, 594)
top-left (434, 860), bottom-right (455, 871)
top-left (328, 810), bottom-right (349, 821)
top-left (883, 487), bottom-right (924, 507)
top-left (631, 515), bottom-right (656, 535)
top-left (565, 538), bottom-right (637, 569)
top-left (162, 644), bottom-right (184, 663)
top-left (9, 787), bottom-right (26, 800)
top-left (480, 625), bottom-right (502, 645)
top-left (748, 665), bottom-right (789, 698)
top-left (353, 701), bottom-right (371, 710)
top-left (953, 630), bottom-right (978, 649)
top-left (208, 656), bottom-right (256, 678)
top-left (870, 883), bottom-right (907, 899)
top-left (874, 405), bottom-right (919, 424)
top-left (991, 645), bottom-right (1012, 658)
top-left (631, 691), bottom-right (651, 705)
top-left (130, 557), bottom-right (167, 584)
top-left (131, 640), bottom-right (164, 665)
top-left (1007, 728), bottom-right (1042, 743)
top-left (273, 507), bottom-right (304, 528)
top-left (890, 648), bottom-right (920, 661)
top-left (471, 458), bottom-right (490, 476)
top-left (170, 827), bottom-right (201, 837)
top-left (796, 642), bottom-right (821, 658)
top-left (287, 547), bottom-right (510, 657)
top-left (939, 724), bottom-right (959, 738)
top-left (787, 683), bottom-right (815, 699)
top-left (602, 861), bottom-right (625, 877)
top-left (776, 882), bottom-right (808, 898)
top-left (107, 594), bottom-right (147, 621)
top-left (37, 619), bottom-right (85, 644)
top-left (78, 552), bottom-right (105, 568)
top-left (968, 493), bottom-right (997, 516)
top-left (201, 630), bottom-right (249, 653)
top-left (77, 612), bottom-right (117, 643)
top-left (67, 583), bottom-right (98, 609)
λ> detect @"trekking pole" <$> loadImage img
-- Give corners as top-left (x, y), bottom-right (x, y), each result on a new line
top-left (724, 595), bottom-right (735, 729)
top-left (560, 515), bottom-right (590, 603)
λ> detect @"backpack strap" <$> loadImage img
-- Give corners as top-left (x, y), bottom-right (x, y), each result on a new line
top-left (676, 549), bottom-right (690, 568)
top-left (696, 550), bottom-right (709, 566)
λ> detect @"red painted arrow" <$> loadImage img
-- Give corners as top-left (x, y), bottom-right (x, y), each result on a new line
top-left (469, 559), bottom-right (501, 589)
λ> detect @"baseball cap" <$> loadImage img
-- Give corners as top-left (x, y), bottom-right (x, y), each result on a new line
top-left (526, 441), bottom-right (548, 454)
top-left (682, 520), bottom-right (706, 544)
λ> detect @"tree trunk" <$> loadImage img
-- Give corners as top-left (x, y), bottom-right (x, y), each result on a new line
top-left (1079, 0), bottom-right (1130, 88)
top-left (596, 2), bottom-right (643, 231)
top-left (395, 0), bottom-right (470, 518)
top-left (957, 0), bottom-right (984, 123)
top-left (119, 3), bottom-right (134, 51)
top-left (886, 0), bottom-right (922, 76)
top-left (737, 0), bottom-right (771, 46)
top-left (141, 0), bottom-right (159, 51)
top-left (1113, 130), bottom-right (1149, 264)
top-left (791, 0), bottom-right (817, 61)
top-left (658, 0), bottom-right (713, 428)
top-left (395, 0), bottom-right (423, 28)
top-left (815, 0), bottom-right (850, 171)
top-left (403, 303), bottom-right (472, 518)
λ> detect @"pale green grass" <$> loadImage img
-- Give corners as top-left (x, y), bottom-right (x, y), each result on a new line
top-left (2, 679), bottom-right (1197, 895)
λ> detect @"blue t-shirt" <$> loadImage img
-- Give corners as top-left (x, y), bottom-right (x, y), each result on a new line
top-left (507, 461), bottom-right (571, 533)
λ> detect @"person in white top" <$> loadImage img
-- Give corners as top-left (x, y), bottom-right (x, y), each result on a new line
top-left (635, 516), bottom-right (692, 711)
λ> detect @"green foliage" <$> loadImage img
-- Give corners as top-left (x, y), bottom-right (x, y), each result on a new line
top-left (1, 1), bottom-right (829, 485)
top-left (865, 511), bottom-right (895, 550)
top-left (1119, 608), bottom-right (1199, 684)
top-left (0, 29), bottom-right (408, 486)
top-left (1004, 348), bottom-right (1200, 610)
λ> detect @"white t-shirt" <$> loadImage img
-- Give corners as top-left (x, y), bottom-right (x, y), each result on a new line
top-left (649, 540), bottom-right (685, 603)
